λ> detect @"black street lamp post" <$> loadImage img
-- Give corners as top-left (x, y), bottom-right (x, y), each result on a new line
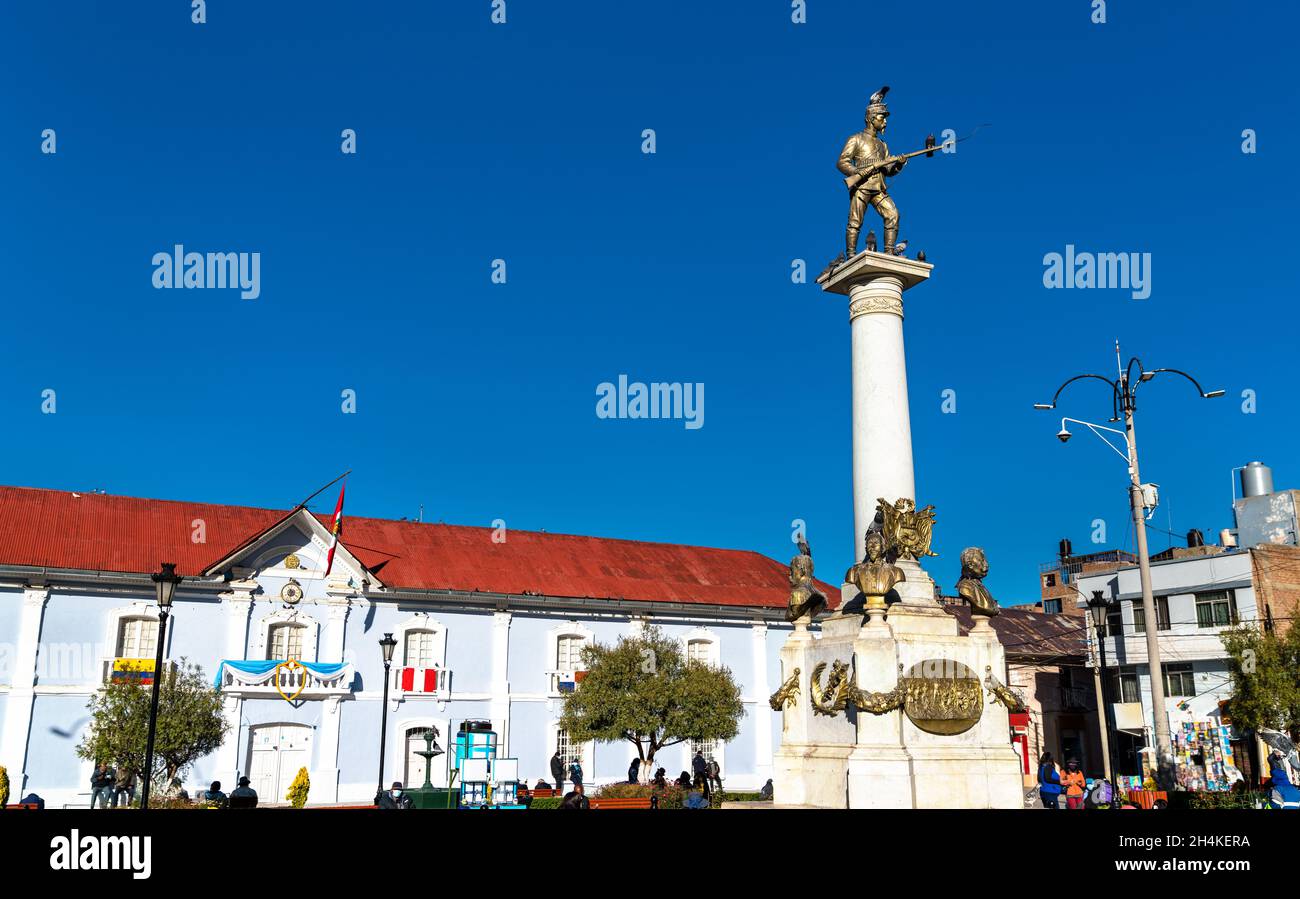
top-left (1087, 590), bottom-right (1120, 782)
top-left (140, 562), bottom-right (182, 810)
top-left (376, 633), bottom-right (398, 804)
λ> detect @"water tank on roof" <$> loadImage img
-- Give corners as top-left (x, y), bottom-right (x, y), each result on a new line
top-left (1187, 528), bottom-right (1204, 547)
top-left (1058, 538), bottom-right (1073, 560)
top-left (1241, 461), bottom-right (1274, 498)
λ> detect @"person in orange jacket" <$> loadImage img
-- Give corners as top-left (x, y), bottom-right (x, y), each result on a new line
top-left (1061, 758), bottom-right (1087, 809)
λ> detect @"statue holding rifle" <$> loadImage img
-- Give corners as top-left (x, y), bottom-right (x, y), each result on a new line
top-left (837, 86), bottom-right (942, 259)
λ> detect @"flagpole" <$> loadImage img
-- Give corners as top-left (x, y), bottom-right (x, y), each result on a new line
top-left (295, 470), bottom-right (351, 510)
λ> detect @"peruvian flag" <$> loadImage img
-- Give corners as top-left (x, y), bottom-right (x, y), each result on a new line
top-left (324, 482), bottom-right (345, 576)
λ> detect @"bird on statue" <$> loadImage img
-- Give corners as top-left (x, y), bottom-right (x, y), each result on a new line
top-left (865, 230), bottom-right (877, 252)
top-left (892, 240), bottom-right (908, 257)
top-left (917, 250), bottom-right (926, 262)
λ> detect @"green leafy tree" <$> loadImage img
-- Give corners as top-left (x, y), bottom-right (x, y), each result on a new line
top-left (558, 626), bottom-right (744, 775)
top-left (1220, 623), bottom-right (1300, 736)
top-left (77, 659), bottom-right (229, 790)
top-left (0, 765), bottom-right (10, 808)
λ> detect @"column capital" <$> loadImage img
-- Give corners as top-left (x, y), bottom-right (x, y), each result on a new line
top-left (817, 250), bottom-right (932, 296)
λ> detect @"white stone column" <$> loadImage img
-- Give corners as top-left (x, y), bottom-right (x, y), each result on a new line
top-left (490, 611), bottom-right (511, 753)
top-left (215, 583), bottom-right (254, 789)
top-left (819, 253), bottom-right (931, 552)
top-left (0, 588), bottom-right (49, 796)
top-left (312, 597), bottom-right (352, 803)
top-left (750, 621), bottom-right (773, 783)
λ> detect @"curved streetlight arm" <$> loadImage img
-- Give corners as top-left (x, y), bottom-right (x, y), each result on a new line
top-left (1036, 373), bottom-right (1122, 422)
top-left (1061, 417), bottom-right (1131, 466)
top-left (1134, 367), bottom-right (1224, 400)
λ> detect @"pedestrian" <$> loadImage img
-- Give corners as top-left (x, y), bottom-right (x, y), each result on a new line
top-left (568, 759), bottom-right (583, 789)
top-left (559, 782), bottom-right (590, 809)
top-left (628, 757), bottom-right (640, 784)
top-left (676, 770), bottom-right (693, 789)
top-left (90, 762), bottom-right (115, 809)
top-left (684, 782), bottom-right (709, 809)
top-left (1037, 752), bottom-right (1063, 809)
top-left (89, 763), bottom-right (107, 809)
top-left (377, 781), bottom-right (413, 809)
top-left (693, 771), bottom-right (711, 802)
top-left (113, 766), bottom-right (137, 808)
top-left (229, 776), bottom-right (259, 808)
top-left (707, 756), bottom-right (722, 794)
top-left (652, 768), bottom-right (668, 791)
top-left (202, 780), bottom-right (228, 808)
top-left (1268, 752), bottom-right (1300, 810)
top-left (549, 751), bottom-right (565, 795)
top-left (1061, 759), bottom-right (1086, 809)
top-left (692, 750), bottom-right (708, 786)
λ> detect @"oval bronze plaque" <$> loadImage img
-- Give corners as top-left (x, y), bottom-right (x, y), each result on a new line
top-left (901, 659), bottom-right (982, 736)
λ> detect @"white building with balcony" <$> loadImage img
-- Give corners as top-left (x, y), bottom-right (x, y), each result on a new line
top-left (0, 485), bottom-right (820, 807)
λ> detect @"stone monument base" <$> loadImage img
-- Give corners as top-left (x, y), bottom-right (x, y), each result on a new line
top-left (773, 566), bottom-right (1023, 810)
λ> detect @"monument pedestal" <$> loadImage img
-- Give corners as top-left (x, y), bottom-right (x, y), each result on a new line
top-left (771, 251), bottom-right (1023, 809)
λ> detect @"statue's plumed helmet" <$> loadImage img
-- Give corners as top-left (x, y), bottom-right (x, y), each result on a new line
top-left (866, 84), bottom-right (890, 119)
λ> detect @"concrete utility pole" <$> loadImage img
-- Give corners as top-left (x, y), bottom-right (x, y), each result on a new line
top-left (1035, 342), bottom-right (1223, 789)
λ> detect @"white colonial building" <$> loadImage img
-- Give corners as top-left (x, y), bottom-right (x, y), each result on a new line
top-left (0, 485), bottom-right (814, 807)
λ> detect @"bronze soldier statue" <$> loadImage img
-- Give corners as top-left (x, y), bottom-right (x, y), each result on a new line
top-left (838, 86), bottom-right (907, 257)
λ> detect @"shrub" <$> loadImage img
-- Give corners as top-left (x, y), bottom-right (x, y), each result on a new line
top-left (719, 791), bottom-right (765, 802)
top-left (286, 767), bottom-right (310, 808)
top-left (529, 796), bottom-right (562, 810)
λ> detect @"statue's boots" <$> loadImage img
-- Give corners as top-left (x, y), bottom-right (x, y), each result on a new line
top-left (845, 229), bottom-right (858, 259)
top-left (884, 226), bottom-right (898, 256)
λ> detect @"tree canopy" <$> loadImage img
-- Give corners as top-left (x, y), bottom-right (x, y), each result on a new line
top-left (1220, 623), bottom-right (1300, 735)
top-left (558, 625), bottom-right (744, 765)
top-left (77, 659), bottom-right (228, 787)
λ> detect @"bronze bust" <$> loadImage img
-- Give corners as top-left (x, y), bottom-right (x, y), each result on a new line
top-left (845, 530), bottom-right (905, 613)
top-left (955, 546), bottom-right (1000, 617)
top-left (786, 536), bottom-right (828, 623)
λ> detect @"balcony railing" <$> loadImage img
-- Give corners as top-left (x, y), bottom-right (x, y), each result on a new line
top-left (546, 670), bottom-right (588, 695)
top-left (1057, 684), bottom-right (1093, 711)
top-left (390, 665), bottom-right (453, 700)
top-left (216, 661), bottom-right (354, 697)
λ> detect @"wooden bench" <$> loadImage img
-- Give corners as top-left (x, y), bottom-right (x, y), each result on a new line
top-left (1123, 790), bottom-right (1168, 809)
top-left (2, 803), bottom-right (41, 810)
top-left (588, 796), bottom-right (653, 810)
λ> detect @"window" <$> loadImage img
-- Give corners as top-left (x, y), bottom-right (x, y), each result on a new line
top-left (686, 639), bottom-right (712, 664)
top-left (555, 728), bottom-right (582, 770)
top-left (556, 635), bottom-right (584, 671)
top-left (405, 630), bottom-right (437, 668)
top-left (1162, 662), bottom-right (1196, 697)
top-left (116, 617), bottom-right (159, 658)
top-left (268, 623), bottom-right (306, 660)
top-left (1196, 591), bottom-right (1237, 628)
top-left (1105, 606), bottom-right (1123, 639)
top-left (691, 737), bottom-right (719, 765)
top-left (1043, 598), bottom-right (1062, 614)
top-left (1044, 574), bottom-right (1057, 588)
top-left (1133, 596), bottom-right (1171, 634)
top-left (1110, 666), bottom-right (1140, 704)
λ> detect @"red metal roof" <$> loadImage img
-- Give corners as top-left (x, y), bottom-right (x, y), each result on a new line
top-left (0, 485), bottom-right (835, 610)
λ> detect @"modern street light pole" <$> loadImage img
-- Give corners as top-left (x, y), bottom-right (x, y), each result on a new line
top-left (1036, 343), bottom-right (1223, 790)
top-left (140, 562), bottom-right (182, 810)
top-left (376, 633), bottom-right (397, 804)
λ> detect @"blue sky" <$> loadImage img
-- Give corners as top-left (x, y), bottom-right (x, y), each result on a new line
top-left (1, 1), bottom-right (1295, 603)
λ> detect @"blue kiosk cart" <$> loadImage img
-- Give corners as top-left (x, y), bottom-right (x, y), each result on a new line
top-left (454, 720), bottom-right (524, 809)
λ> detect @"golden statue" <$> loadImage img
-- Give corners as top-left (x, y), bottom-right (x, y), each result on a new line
top-left (877, 497), bottom-right (937, 561)
top-left (955, 546), bottom-right (1000, 617)
top-left (844, 529), bottom-right (905, 614)
top-left (785, 535), bottom-right (827, 623)
top-left (985, 668), bottom-right (1026, 713)
top-left (838, 86), bottom-right (906, 257)
top-left (769, 668), bottom-right (801, 711)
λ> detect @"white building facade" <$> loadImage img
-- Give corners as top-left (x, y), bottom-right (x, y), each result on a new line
top-left (0, 487), bottom-right (796, 807)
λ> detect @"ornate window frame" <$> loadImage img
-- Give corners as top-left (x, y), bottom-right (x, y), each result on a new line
top-left (253, 608), bottom-right (320, 662)
top-left (545, 621), bottom-right (594, 698)
top-left (104, 601), bottom-right (172, 660)
top-left (393, 613), bottom-right (449, 669)
top-left (681, 626), bottom-right (721, 667)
